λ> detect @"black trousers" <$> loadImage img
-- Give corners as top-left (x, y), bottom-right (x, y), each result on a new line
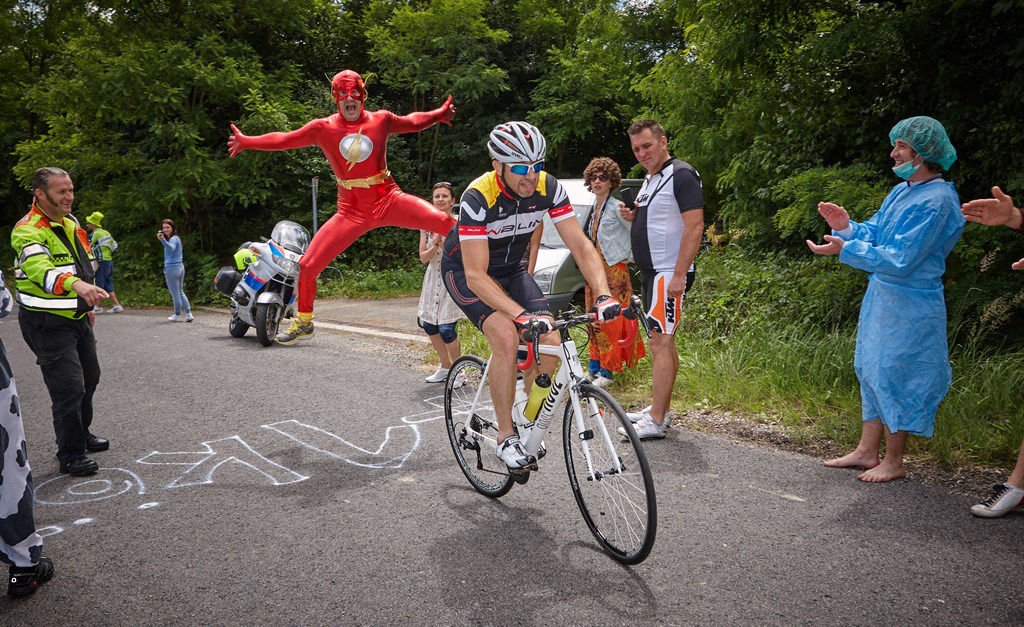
top-left (18, 308), bottom-right (101, 463)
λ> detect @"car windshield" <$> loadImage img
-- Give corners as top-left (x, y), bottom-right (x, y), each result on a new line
top-left (540, 179), bottom-right (594, 249)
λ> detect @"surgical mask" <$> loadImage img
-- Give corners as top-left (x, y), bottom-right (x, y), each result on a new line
top-left (892, 159), bottom-right (920, 180)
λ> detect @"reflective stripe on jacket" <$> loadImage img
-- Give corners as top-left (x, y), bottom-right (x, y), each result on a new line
top-left (90, 227), bottom-right (117, 261)
top-left (12, 205), bottom-right (96, 319)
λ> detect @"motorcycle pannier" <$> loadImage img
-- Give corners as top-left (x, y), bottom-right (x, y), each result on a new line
top-left (214, 266), bottom-right (243, 296)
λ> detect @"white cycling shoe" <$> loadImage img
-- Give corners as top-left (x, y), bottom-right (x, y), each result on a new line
top-left (496, 435), bottom-right (536, 471)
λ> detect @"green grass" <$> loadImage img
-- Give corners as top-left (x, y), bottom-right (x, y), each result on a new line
top-left (316, 265), bottom-right (423, 299)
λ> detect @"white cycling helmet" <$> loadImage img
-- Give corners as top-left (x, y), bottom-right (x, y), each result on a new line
top-left (487, 121), bottom-right (547, 163)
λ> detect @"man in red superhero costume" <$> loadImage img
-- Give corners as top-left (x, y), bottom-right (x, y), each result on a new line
top-left (227, 69), bottom-right (457, 344)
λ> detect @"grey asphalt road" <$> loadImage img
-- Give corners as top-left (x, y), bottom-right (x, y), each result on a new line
top-left (1, 306), bottom-right (1022, 624)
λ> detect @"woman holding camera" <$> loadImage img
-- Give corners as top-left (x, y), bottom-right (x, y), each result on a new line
top-left (157, 219), bottom-right (193, 322)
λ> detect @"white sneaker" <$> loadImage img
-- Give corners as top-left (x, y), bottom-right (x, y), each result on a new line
top-left (425, 366), bottom-right (449, 383)
top-left (592, 375), bottom-right (614, 388)
top-left (109, 305), bottom-right (124, 313)
top-left (168, 314), bottom-right (182, 322)
top-left (627, 405), bottom-right (653, 424)
top-left (970, 483), bottom-right (1024, 518)
top-left (620, 414), bottom-right (668, 440)
top-left (93, 307), bottom-right (104, 314)
top-left (185, 312), bottom-right (194, 322)
top-left (495, 435), bottom-right (535, 470)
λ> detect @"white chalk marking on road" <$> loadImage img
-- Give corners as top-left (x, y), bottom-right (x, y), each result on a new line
top-left (316, 320), bottom-right (430, 343)
top-left (35, 468), bottom-right (147, 505)
top-left (138, 502), bottom-right (160, 510)
top-left (400, 404), bottom-right (445, 425)
top-left (72, 518), bottom-right (94, 525)
top-left (137, 435), bottom-right (309, 488)
top-left (263, 420), bottom-right (420, 469)
top-left (198, 306), bottom-right (429, 342)
top-left (748, 484), bottom-right (807, 503)
top-left (68, 480), bottom-right (112, 496)
top-left (36, 525), bottom-right (63, 538)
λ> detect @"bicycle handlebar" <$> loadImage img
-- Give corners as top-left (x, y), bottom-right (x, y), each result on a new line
top-left (515, 297), bottom-right (651, 372)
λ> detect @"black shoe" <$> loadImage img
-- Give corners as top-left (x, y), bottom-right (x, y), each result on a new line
top-left (86, 434), bottom-right (109, 452)
top-left (8, 557), bottom-right (55, 599)
top-left (59, 456), bottom-right (98, 476)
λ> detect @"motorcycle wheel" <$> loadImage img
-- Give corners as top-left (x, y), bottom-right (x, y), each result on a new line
top-left (255, 302), bottom-right (281, 347)
top-left (228, 310), bottom-right (249, 338)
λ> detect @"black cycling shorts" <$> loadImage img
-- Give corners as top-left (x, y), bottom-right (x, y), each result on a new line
top-left (441, 261), bottom-right (550, 330)
top-left (639, 269), bottom-right (695, 335)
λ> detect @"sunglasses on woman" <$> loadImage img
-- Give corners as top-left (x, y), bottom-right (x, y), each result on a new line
top-left (588, 173), bottom-right (609, 182)
top-left (507, 161), bottom-right (544, 176)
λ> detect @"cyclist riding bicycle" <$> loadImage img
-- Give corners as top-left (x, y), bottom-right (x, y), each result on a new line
top-left (441, 121), bottom-right (621, 471)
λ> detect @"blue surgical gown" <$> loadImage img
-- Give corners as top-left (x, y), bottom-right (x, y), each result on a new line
top-left (836, 180), bottom-right (964, 437)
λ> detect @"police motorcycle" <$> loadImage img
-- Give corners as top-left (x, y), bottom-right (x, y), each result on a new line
top-left (214, 220), bottom-right (310, 346)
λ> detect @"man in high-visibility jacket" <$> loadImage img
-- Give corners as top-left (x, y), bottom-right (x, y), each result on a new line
top-left (84, 211), bottom-right (123, 313)
top-left (12, 167), bottom-right (110, 477)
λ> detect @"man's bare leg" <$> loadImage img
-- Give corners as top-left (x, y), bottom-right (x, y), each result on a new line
top-left (859, 427), bottom-right (907, 482)
top-left (824, 418), bottom-right (882, 469)
top-left (1007, 438), bottom-right (1024, 489)
top-left (648, 331), bottom-right (677, 425)
top-left (482, 315), bottom-right (518, 442)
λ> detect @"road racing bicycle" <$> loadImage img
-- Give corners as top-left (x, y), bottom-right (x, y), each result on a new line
top-left (443, 298), bottom-right (656, 564)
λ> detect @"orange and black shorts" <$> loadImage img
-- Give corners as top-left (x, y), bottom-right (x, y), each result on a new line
top-left (640, 270), bottom-right (695, 335)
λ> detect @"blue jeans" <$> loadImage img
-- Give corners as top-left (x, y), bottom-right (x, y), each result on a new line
top-left (419, 320), bottom-right (458, 344)
top-left (95, 260), bottom-right (114, 292)
top-left (164, 264), bottom-right (191, 316)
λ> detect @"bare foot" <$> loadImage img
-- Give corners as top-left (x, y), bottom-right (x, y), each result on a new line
top-left (857, 461), bottom-right (906, 483)
top-left (823, 450), bottom-right (879, 469)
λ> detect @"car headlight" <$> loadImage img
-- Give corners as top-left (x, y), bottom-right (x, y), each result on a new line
top-left (533, 265), bottom-right (557, 293)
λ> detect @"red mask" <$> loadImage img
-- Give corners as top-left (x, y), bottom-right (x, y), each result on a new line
top-left (331, 70), bottom-right (367, 104)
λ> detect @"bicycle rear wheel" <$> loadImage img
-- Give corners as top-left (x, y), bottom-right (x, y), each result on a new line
top-left (444, 355), bottom-right (515, 498)
top-left (563, 383), bottom-right (656, 564)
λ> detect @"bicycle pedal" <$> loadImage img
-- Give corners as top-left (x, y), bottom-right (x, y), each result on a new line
top-left (512, 471), bottom-right (531, 485)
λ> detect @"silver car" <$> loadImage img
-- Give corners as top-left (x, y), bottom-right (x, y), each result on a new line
top-left (532, 178), bottom-right (643, 314)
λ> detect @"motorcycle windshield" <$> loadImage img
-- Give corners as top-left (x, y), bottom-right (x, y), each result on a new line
top-left (271, 220), bottom-right (311, 254)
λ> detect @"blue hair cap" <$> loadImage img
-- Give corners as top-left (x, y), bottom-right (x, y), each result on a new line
top-left (889, 116), bottom-right (957, 170)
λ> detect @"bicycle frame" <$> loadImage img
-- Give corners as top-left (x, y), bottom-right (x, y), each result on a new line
top-left (462, 330), bottom-right (624, 481)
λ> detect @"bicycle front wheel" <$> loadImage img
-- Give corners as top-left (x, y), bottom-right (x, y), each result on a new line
top-left (444, 355), bottom-right (515, 498)
top-left (563, 383), bottom-right (657, 564)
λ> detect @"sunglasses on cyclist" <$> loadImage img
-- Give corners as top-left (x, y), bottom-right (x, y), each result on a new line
top-left (588, 173), bottom-right (609, 182)
top-left (507, 161), bottom-right (544, 176)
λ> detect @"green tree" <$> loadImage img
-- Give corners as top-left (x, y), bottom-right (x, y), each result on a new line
top-left (13, 0), bottom-right (352, 286)
top-left (530, 0), bottom-right (637, 174)
top-left (365, 0), bottom-right (510, 185)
